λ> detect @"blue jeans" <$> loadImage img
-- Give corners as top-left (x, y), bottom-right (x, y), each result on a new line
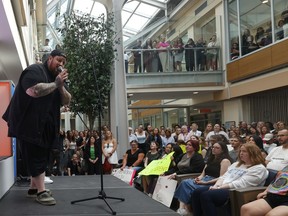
top-left (192, 186), bottom-right (230, 216)
top-left (174, 175), bottom-right (215, 204)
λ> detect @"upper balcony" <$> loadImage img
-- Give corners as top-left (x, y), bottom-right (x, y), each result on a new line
top-left (124, 46), bottom-right (225, 100)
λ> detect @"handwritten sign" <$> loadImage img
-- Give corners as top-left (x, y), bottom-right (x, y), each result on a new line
top-left (152, 176), bottom-right (177, 207)
top-left (111, 168), bottom-right (136, 185)
top-left (139, 152), bottom-right (174, 176)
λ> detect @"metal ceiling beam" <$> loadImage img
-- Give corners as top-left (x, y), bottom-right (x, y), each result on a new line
top-left (135, 0), bottom-right (166, 10)
top-left (47, 0), bottom-right (61, 12)
top-left (123, 16), bottom-right (168, 47)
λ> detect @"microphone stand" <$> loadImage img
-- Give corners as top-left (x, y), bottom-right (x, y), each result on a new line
top-left (71, 57), bottom-right (124, 215)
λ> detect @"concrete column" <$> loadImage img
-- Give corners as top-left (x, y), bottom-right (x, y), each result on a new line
top-left (109, 0), bottom-right (129, 158)
top-left (75, 113), bottom-right (84, 131)
top-left (65, 112), bottom-right (71, 131)
top-left (223, 98), bottom-right (244, 126)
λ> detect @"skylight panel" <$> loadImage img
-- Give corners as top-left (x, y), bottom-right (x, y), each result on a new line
top-left (73, 0), bottom-right (94, 15)
top-left (135, 3), bottom-right (159, 17)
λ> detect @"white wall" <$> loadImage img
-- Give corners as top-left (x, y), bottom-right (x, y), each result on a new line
top-left (223, 98), bottom-right (244, 126)
top-left (0, 157), bottom-right (15, 199)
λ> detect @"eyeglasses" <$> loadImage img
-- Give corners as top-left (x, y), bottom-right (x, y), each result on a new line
top-left (277, 135), bottom-right (288, 137)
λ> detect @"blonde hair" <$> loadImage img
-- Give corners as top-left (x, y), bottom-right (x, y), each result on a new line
top-left (237, 143), bottom-right (266, 167)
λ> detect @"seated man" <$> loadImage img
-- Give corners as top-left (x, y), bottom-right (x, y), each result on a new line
top-left (241, 165), bottom-right (288, 216)
top-left (266, 129), bottom-right (288, 171)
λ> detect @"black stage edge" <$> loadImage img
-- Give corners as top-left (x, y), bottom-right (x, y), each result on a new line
top-left (0, 175), bottom-right (179, 216)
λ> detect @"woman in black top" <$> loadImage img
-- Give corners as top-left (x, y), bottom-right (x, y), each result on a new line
top-left (120, 140), bottom-right (145, 171)
top-left (163, 140), bottom-right (205, 178)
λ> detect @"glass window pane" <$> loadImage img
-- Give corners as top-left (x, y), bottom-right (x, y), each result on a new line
top-left (135, 4), bottom-right (159, 17)
top-left (125, 14), bottom-right (149, 32)
top-left (91, 2), bottom-right (107, 18)
top-left (73, 0), bottom-right (94, 15)
top-left (228, 0), bottom-right (240, 61)
top-left (274, 0), bottom-right (288, 41)
top-left (239, 0), bottom-right (272, 56)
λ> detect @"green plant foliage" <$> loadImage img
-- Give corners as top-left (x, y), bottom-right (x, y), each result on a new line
top-left (58, 12), bottom-right (116, 130)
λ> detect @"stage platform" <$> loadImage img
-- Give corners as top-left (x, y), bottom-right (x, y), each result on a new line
top-left (0, 175), bottom-right (179, 216)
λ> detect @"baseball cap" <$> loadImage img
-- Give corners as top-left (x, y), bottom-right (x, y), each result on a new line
top-left (50, 49), bottom-right (67, 59)
top-left (263, 133), bottom-right (274, 141)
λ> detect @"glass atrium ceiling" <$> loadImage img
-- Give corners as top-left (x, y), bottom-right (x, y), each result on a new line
top-left (46, 0), bottom-right (168, 47)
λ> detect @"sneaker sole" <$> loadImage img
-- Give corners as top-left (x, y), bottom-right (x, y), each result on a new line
top-left (27, 189), bottom-right (52, 198)
top-left (35, 198), bottom-right (56, 206)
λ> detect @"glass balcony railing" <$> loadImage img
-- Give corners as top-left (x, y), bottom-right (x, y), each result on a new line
top-left (125, 47), bottom-right (224, 88)
top-left (124, 46), bottom-right (222, 73)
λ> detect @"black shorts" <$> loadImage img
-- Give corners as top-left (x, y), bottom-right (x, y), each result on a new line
top-left (264, 193), bottom-right (288, 208)
top-left (21, 140), bottom-right (50, 177)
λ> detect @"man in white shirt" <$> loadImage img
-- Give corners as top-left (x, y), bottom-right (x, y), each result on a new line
top-left (128, 127), bottom-right (138, 143)
top-left (263, 133), bottom-right (277, 154)
top-left (205, 124), bottom-right (229, 146)
top-left (266, 129), bottom-right (288, 171)
top-left (189, 123), bottom-right (202, 137)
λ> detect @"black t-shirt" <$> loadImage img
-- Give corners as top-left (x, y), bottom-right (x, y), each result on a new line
top-left (67, 160), bottom-right (81, 175)
top-left (126, 148), bottom-right (144, 167)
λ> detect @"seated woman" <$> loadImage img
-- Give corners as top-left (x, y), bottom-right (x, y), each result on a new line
top-left (191, 143), bottom-right (269, 216)
top-left (163, 140), bottom-right (205, 179)
top-left (174, 141), bottom-right (233, 215)
top-left (241, 165), bottom-right (288, 216)
top-left (120, 140), bottom-right (145, 172)
top-left (142, 141), bottom-right (162, 194)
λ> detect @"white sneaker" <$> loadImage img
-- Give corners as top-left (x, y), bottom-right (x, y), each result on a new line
top-left (176, 208), bottom-right (192, 216)
top-left (44, 176), bottom-right (53, 184)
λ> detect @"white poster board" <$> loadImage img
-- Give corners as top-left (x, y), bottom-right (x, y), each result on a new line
top-left (152, 176), bottom-right (177, 207)
top-left (111, 168), bottom-right (136, 186)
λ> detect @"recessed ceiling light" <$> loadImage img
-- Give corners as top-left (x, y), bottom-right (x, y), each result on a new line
top-left (193, 92), bottom-right (199, 94)
top-left (262, 0), bottom-right (268, 3)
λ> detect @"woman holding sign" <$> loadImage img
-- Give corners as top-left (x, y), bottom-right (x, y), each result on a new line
top-left (142, 141), bottom-right (161, 195)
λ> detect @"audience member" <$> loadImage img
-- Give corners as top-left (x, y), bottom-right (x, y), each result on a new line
top-left (102, 130), bottom-right (118, 174)
top-left (195, 38), bottom-right (206, 70)
top-left (241, 165), bottom-right (288, 216)
top-left (242, 28), bottom-right (251, 55)
top-left (184, 38), bottom-right (195, 71)
top-left (229, 136), bottom-right (243, 162)
top-left (143, 38), bottom-right (153, 72)
top-left (206, 35), bottom-right (219, 70)
top-left (174, 37), bottom-right (184, 72)
top-left (120, 140), bottom-right (145, 171)
top-left (157, 34), bottom-right (170, 72)
top-left (174, 141), bottom-right (232, 215)
top-left (266, 129), bottom-right (288, 171)
top-left (142, 141), bottom-right (161, 195)
top-left (246, 35), bottom-right (259, 54)
top-left (163, 140), bottom-right (205, 179)
top-left (84, 135), bottom-right (101, 175)
top-left (230, 42), bottom-right (239, 60)
top-left (263, 133), bottom-right (277, 154)
top-left (192, 143), bottom-right (269, 216)
top-left (67, 154), bottom-right (82, 176)
top-left (133, 40), bottom-right (142, 73)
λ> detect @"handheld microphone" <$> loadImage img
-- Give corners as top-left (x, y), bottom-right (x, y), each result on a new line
top-left (57, 66), bottom-right (64, 73)
top-left (57, 66), bottom-right (70, 85)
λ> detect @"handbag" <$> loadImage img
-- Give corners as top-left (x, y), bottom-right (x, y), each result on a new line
top-left (103, 157), bottom-right (112, 174)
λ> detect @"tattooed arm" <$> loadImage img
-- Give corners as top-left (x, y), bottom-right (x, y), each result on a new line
top-left (26, 70), bottom-right (71, 105)
top-left (26, 82), bottom-right (57, 98)
top-left (58, 85), bottom-right (71, 106)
